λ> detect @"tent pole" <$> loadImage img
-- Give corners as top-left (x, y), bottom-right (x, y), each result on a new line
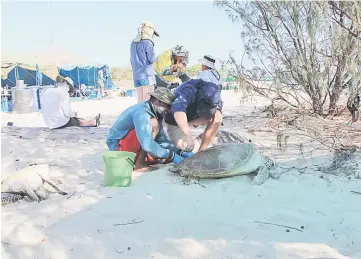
top-left (15, 65), bottom-right (19, 83)
top-left (77, 67), bottom-right (80, 87)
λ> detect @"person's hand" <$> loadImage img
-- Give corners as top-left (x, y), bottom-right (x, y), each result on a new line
top-left (171, 64), bottom-right (179, 73)
top-left (176, 62), bottom-right (185, 69)
top-left (172, 154), bottom-right (184, 165)
top-left (185, 134), bottom-right (195, 151)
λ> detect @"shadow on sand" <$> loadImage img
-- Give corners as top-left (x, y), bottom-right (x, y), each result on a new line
top-left (1, 126), bottom-right (360, 259)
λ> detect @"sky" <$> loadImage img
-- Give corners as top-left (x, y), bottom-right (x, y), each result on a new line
top-left (1, 0), bottom-right (245, 68)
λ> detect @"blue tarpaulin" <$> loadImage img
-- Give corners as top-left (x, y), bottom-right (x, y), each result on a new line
top-left (58, 64), bottom-right (115, 89)
top-left (1, 64), bottom-right (55, 87)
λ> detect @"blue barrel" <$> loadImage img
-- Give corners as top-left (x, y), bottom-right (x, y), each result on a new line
top-left (126, 89), bottom-right (136, 97)
top-left (8, 100), bottom-right (13, 112)
top-left (1, 98), bottom-right (8, 112)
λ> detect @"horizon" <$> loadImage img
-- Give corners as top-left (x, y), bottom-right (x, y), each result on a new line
top-left (1, 1), bottom-right (247, 69)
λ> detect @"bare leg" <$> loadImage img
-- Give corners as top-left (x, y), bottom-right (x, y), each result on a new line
top-left (134, 118), bottom-right (159, 172)
top-left (78, 119), bottom-right (97, 126)
top-left (134, 150), bottom-right (149, 172)
top-left (192, 111), bottom-right (222, 151)
top-left (136, 85), bottom-right (154, 103)
top-left (98, 81), bottom-right (105, 97)
top-left (78, 113), bottom-right (101, 127)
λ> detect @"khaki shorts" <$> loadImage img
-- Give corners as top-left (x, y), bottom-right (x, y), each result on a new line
top-left (165, 124), bottom-right (185, 143)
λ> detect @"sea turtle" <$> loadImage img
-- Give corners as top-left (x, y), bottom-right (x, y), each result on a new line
top-left (1, 164), bottom-right (68, 206)
top-left (170, 143), bottom-right (282, 185)
top-left (196, 130), bottom-right (248, 144)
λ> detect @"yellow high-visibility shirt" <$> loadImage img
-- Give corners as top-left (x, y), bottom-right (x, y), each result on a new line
top-left (154, 50), bottom-right (187, 84)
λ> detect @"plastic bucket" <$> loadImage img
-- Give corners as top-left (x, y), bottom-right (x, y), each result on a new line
top-left (102, 151), bottom-right (136, 187)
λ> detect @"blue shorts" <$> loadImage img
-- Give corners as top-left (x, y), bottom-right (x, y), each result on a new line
top-left (134, 76), bottom-right (156, 88)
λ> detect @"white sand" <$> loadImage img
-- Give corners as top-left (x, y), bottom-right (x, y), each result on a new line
top-left (1, 92), bottom-right (361, 259)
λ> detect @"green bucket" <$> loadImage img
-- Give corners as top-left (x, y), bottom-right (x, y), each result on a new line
top-left (102, 151), bottom-right (136, 187)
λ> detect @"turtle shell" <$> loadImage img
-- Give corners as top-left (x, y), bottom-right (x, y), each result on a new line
top-left (177, 143), bottom-right (263, 179)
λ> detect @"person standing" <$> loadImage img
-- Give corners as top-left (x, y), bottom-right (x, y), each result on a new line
top-left (197, 55), bottom-right (222, 86)
top-left (97, 67), bottom-right (106, 98)
top-left (130, 21), bottom-right (160, 103)
top-left (154, 45), bottom-right (191, 90)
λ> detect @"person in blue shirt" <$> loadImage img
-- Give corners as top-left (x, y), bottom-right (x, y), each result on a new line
top-left (164, 79), bottom-right (223, 152)
top-left (106, 87), bottom-right (194, 172)
top-left (130, 21), bottom-right (159, 103)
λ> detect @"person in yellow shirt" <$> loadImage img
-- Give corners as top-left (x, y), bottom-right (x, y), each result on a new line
top-left (154, 45), bottom-right (191, 90)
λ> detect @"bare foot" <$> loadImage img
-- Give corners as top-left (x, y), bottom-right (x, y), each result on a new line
top-left (134, 166), bottom-right (158, 172)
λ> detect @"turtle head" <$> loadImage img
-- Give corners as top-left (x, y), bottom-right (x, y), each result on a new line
top-left (264, 156), bottom-right (276, 169)
top-left (168, 164), bottom-right (180, 173)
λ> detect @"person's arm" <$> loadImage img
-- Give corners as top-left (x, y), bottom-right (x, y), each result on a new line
top-left (60, 90), bottom-right (76, 118)
top-left (145, 41), bottom-right (156, 64)
top-left (199, 110), bottom-right (223, 151)
top-left (171, 82), bottom-right (197, 137)
top-left (179, 72), bottom-right (190, 83)
top-left (162, 62), bottom-right (184, 76)
top-left (133, 111), bottom-right (175, 160)
top-left (162, 65), bottom-right (179, 76)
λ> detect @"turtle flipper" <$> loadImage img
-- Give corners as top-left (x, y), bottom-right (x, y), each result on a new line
top-left (270, 167), bottom-right (283, 180)
top-left (38, 174), bottom-right (68, 195)
top-left (168, 165), bottom-right (180, 174)
top-left (252, 165), bottom-right (270, 185)
top-left (35, 186), bottom-right (49, 200)
top-left (23, 184), bottom-right (40, 202)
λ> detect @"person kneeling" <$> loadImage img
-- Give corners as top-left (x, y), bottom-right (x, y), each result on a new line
top-left (106, 87), bottom-right (194, 172)
top-left (41, 76), bottom-right (100, 129)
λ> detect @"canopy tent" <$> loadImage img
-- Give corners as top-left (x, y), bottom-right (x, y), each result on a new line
top-left (1, 62), bottom-right (56, 87)
top-left (2, 47), bottom-right (89, 67)
top-left (58, 64), bottom-right (115, 89)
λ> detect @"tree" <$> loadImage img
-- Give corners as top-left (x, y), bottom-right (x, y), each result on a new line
top-left (187, 64), bottom-right (202, 77)
top-left (111, 67), bottom-right (133, 80)
top-left (215, 0), bottom-right (361, 116)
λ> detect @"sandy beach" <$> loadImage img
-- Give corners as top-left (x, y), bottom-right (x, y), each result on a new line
top-left (1, 91), bottom-right (361, 259)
